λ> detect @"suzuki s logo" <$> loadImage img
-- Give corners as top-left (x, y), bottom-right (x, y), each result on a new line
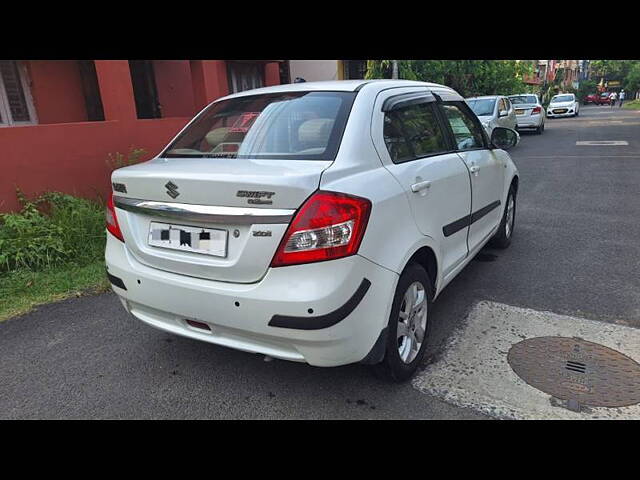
top-left (165, 181), bottom-right (180, 199)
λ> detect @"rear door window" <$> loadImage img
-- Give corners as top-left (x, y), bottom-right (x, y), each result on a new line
top-left (383, 102), bottom-right (451, 163)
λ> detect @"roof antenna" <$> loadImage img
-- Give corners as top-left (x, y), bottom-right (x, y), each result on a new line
top-left (293, 77), bottom-right (306, 83)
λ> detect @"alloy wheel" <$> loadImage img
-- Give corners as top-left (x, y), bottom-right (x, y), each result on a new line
top-left (505, 194), bottom-right (515, 238)
top-left (397, 281), bottom-right (428, 363)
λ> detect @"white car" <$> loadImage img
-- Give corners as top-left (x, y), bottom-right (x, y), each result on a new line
top-left (465, 95), bottom-right (518, 137)
top-left (547, 93), bottom-right (579, 118)
top-left (105, 80), bottom-right (520, 381)
top-left (508, 94), bottom-right (545, 134)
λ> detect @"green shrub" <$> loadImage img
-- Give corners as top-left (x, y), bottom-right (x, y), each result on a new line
top-left (107, 147), bottom-right (147, 171)
top-left (0, 191), bottom-right (106, 272)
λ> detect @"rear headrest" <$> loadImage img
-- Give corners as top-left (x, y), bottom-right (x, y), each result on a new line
top-left (298, 118), bottom-right (334, 148)
top-left (205, 127), bottom-right (231, 147)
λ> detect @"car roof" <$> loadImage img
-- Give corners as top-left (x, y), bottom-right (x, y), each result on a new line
top-left (214, 79), bottom-right (460, 102)
top-left (508, 93), bottom-right (538, 97)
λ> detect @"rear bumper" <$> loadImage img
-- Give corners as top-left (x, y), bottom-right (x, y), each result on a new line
top-left (105, 234), bottom-right (398, 367)
top-left (515, 115), bottom-right (543, 128)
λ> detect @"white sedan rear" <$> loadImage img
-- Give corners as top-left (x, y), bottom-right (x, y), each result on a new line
top-left (105, 80), bottom-right (520, 381)
top-left (508, 94), bottom-right (545, 134)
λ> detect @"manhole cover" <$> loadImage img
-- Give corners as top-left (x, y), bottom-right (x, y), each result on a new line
top-left (507, 337), bottom-right (640, 407)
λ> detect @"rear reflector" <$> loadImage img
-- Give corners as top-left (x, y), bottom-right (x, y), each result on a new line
top-left (186, 320), bottom-right (211, 331)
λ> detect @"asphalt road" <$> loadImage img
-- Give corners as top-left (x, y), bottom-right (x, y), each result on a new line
top-left (1, 105), bottom-right (639, 419)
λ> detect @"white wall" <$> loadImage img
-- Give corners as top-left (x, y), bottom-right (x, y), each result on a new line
top-left (288, 60), bottom-right (340, 82)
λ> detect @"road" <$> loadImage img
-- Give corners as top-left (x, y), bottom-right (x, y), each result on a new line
top-left (1, 105), bottom-right (639, 419)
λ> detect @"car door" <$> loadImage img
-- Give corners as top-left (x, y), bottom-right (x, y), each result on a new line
top-left (503, 97), bottom-right (517, 129)
top-left (438, 101), bottom-right (505, 253)
top-left (371, 89), bottom-right (472, 278)
top-left (496, 97), bottom-right (511, 129)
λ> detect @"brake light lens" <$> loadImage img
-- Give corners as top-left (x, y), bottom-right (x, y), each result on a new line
top-left (270, 191), bottom-right (371, 267)
top-left (531, 106), bottom-right (542, 115)
top-left (106, 193), bottom-right (124, 242)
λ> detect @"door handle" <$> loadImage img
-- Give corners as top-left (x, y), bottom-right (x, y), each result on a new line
top-left (469, 165), bottom-right (480, 175)
top-left (411, 180), bottom-right (431, 193)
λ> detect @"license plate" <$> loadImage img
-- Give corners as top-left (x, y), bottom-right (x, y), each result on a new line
top-left (554, 109), bottom-right (567, 114)
top-left (515, 109), bottom-right (525, 115)
top-left (148, 222), bottom-right (228, 257)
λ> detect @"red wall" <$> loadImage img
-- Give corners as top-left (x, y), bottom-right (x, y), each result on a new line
top-left (27, 61), bottom-right (88, 124)
top-left (0, 118), bottom-right (190, 212)
top-left (1, 60), bottom-right (283, 213)
top-left (153, 60), bottom-right (196, 117)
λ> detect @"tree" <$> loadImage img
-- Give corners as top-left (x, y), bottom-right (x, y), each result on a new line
top-left (365, 60), bottom-right (533, 98)
top-left (577, 79), bottom-right (598, 102)
top-left (624, 63), bottom-right (640, 94)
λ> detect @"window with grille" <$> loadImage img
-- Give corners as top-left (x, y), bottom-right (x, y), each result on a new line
top-left (0, 61), bottom-right (37, 126)
top-left (129, 60), bottom-right (162, 119)
top-left (227, 62), bottom-right (265, 93)
top-left (344, 60), bottom-right (368, 80)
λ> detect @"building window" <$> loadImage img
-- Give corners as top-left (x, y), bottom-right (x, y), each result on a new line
top-left (227, 61), bottom-right (264, 93)
top-left (129, 60), bottom-right (161, 119)
top-left (279, 61), bottom-right (291, 85)
top-left (78, 60), bottom-right (105, 121)
top-left (344, 60), bottom-right (368, 80)
top-left (0, 60), bottom-right (37, 126)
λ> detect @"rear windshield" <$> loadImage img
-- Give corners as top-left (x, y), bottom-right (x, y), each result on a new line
top-left (552, 95), bottom-right (574, 103)
top-left (509, 95), bottom-right (538, 105)
top-left (466, 98), bottom-right (496, 117)
top-left (162, 91), bottom-right (356, 161)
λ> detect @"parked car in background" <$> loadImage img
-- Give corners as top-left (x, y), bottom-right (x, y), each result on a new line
top-left (508, 94), bottom-right (545, 134)
top-left (547, 93), bottom-right (580, 118)
top-left (584, 93), bottom-right (600, 105)
top-left (596, 92), bottom-right (613, 105)
top-left (466, 95), bottom-right (517, 136)
top-left (105, 80), bottom-right (520, 381)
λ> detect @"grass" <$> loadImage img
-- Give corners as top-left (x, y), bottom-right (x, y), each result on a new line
top-left (0, 191), bottom-right (109, 322)
top-left (622, 99), bottom-right (640, 110)
top-left (0, 260), bottom-right (110, 322)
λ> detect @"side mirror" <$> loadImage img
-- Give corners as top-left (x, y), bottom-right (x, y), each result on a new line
top-left (491, 127), bottom-right (519, 150)
top-left (499, 110), bottom-right (508, 117)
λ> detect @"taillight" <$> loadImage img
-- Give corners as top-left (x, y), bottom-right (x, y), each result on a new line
top-left (270, 191), bottom-right (371, 267)
top-left (106, 193), bottom-right (124, 242)
top-left (531, 106), bottom-right (542, 115)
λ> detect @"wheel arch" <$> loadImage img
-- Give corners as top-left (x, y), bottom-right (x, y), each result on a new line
top-left (511, 174), bottom-right (519, 194)
top-left (403, 244), bottom-right (439, 297)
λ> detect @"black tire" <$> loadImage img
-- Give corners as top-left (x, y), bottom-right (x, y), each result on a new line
top-left (535, 124), bottom-right (543, 134)
top-left (489, 185), bottom-right (516, 249)
top-left (372, 263), bottom-right (433, 382)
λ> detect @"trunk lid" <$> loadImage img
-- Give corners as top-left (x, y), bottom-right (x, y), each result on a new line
top-left (513, 104), bottom-right (537, 116)
top-left (111, 157), bottom-right (330, 283)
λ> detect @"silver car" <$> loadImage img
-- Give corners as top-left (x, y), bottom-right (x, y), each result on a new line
top-left (466, 95), bottom-right (517, 137)
top-left (508, 94), bottom-right (545, 134)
